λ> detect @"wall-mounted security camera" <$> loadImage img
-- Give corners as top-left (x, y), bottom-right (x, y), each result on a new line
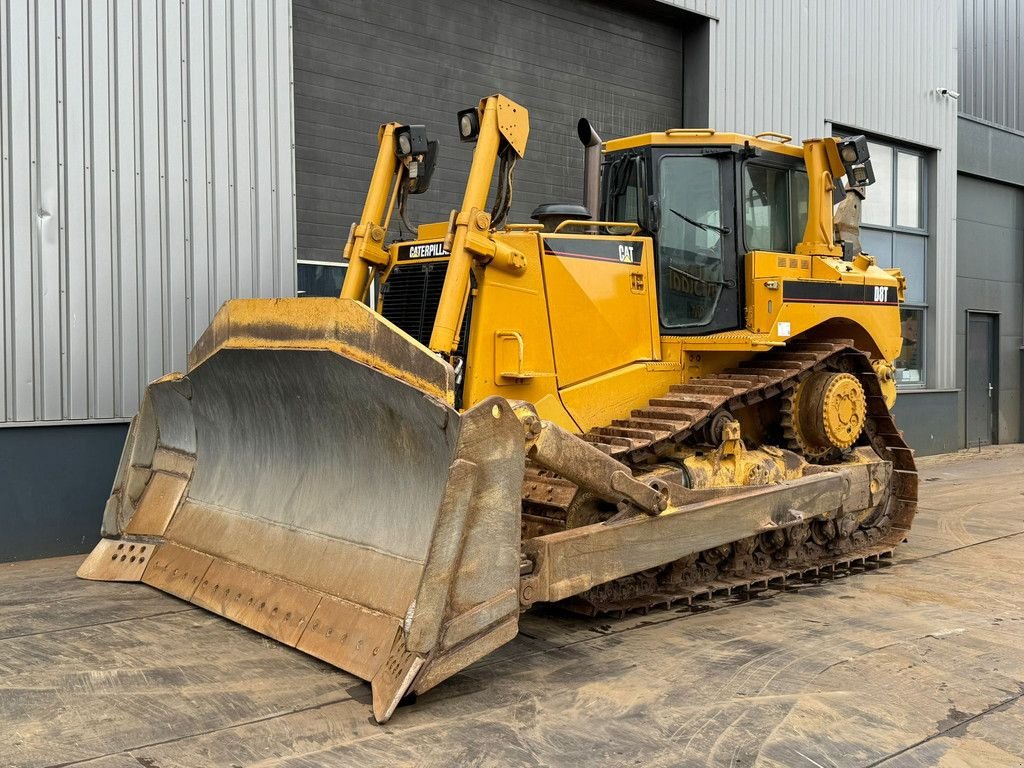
top-left (936, 87), bottom-right (961, 100)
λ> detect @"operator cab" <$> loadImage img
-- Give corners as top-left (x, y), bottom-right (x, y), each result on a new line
top-left (601, 131), bottom-right (811, 335)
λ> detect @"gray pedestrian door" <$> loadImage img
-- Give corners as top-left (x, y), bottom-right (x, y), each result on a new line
top-left (965, 312), bottom-right (998, 446)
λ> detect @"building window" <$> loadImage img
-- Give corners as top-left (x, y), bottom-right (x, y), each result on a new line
top-left (852, 139), bottom-right (928, 387)
top-left (297, 260), bottom-right (346, 297)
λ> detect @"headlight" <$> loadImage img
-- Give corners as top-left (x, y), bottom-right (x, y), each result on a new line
top-left (457, 107), bottom-right (480, 142)
top-left (394, 125), bottom-right (428, 158)
top-left (837, 135), bottom-right (875, 187)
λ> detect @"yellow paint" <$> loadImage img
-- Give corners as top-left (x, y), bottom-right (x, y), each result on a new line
top-left (189, 298), bottom-right (455, 406)
top-left (558, 364), bottom-right (681, 433)
top-left (445, 216), bottom-right (904, 430)
top-left (341, 123), bottom-right (401, 301)
top-left (429, 95), bottom-right (530, 355)
top-left (797, 138), bottom-right (846, 257)
top-left (335, 95), bottom-right (907, 435)
top-left (605, 130), bottom-right (804, 158)
top-left (820, 374), bottom-right (867, 449)
top-left (541, 235), bottom-right (656, 387)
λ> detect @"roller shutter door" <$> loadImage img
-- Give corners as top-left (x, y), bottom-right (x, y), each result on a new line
top-left (293, 0), bottom-right (686, 262)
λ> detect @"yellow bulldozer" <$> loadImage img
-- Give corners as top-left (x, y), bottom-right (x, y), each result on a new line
top-left (79, 94), bottom-right (916, 723)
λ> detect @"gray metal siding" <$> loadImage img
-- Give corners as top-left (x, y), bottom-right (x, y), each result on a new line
top-left (0, 0), bottom-right (296, 425)
top-left (960, 0), bottom-right (1024, 132)
top-left (293, 0), bottom-right (687, 262)
top-left (955, 174), bottom-right (1024, 444)
top-left (693, 0), bottom-right (960, 389)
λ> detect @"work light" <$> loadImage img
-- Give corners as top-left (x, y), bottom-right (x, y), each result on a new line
top-left (837, 135), bottom-right (875, 187)
top-left (394, 124), bottom-right (428, 157)
top-left (457, 107), bottom-right (480, 142)
top-left (838, 135), bottom-right (869, 164)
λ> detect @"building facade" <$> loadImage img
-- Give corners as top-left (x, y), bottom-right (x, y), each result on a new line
top-left (1, 0), bottom-right (295, 559)
top-left (0, 0), bottom-right (1016, 560)
top-left (953, 0), bottom-right (1024, 450)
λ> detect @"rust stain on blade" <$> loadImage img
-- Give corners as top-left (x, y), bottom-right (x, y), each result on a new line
top-left (296, 595), bottom-right (402, 682)
top-left (124, 471), bottom-right (189, 536)
top-left (142, 542), bottom-right (213, 602)
top-left (166, 499), bottom-right (425, 618)
top-left (76, 538), bottom-right (154, 581)
top-left (371, 628), bottom-right (426, 723)
top-left (191, 559), bottom-right (322, 647)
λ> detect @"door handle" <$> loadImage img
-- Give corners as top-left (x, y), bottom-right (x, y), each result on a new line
top-left (988, 383), bottom-right (994, 398)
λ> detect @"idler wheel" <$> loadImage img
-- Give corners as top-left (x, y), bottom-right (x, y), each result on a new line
top-left (793, 372), bottom-right (866, 453)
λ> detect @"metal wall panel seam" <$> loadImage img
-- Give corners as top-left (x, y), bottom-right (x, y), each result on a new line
top-left (62, 0), bottom-right (90, 420)
top-left (284, 0), bottom-right (296, 296)
top-left (137, 0), bottom-right (161, 392)
top-left (210, 1), bottom-right (231, 312)
top-left (170, 0), bottom-right (192, 368)
top-left (90, 0), bottom-right (115, 419)
top-left (252, 0), bottom-right (271, 299)
top-left (36, 0), bottom-right (63, 421)
top-left (190, 0), bottom-right (214, 339)
top-left (113, 0), bottom-right (137, 417)
top-left (184, 0), bottom-right (203, 348)
top-left (232, 2), bottom-right (254, 302)
top-left (0, 0), bottom-right (10, 422)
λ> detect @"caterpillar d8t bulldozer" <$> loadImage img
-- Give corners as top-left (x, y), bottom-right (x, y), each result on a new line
top-left (79, 94), bottom-right (916, 722)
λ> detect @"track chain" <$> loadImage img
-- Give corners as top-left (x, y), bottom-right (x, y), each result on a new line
top-left (521, 341), bottom-right (919, 616)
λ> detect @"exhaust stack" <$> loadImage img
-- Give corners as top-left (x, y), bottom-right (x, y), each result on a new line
top-left (577, 118), bottom-right (602, 218)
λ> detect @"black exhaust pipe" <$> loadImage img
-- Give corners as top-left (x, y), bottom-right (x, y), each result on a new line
top-left (577, 118), bottom-right (602, 219)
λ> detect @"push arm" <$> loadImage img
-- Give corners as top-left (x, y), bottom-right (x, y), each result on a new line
top-left (428, 95), bottom-right (530, 355)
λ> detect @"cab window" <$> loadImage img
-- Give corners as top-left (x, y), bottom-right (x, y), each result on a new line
top-left (604, 155), bottom-right (641, 227)
top-left (658, 155), bottom-right (724, 328)
top-left (742, 163), bottom-right (808, 252)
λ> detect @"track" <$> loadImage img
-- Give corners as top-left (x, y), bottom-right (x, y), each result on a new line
top-left (521, 341), bottom-right (919, 616)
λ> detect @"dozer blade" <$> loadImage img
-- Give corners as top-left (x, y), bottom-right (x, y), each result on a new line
top-left (78, 298), bottom-right (526, 722)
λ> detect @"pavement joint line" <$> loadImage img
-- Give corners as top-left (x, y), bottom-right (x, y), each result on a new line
top-left (0, 607), bottom-right (198, 642)
top-left (895, 528), bottom-right (1024, 567)
top-left (44, 692), bottom-right (359, 768)
top-left (862, 688), bottom-right (1024, 767)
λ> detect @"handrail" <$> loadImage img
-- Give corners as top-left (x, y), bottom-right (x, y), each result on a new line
top-left (665, 128), bottom-right (716, 136)
top-left (552, 220), bottom-right (641, 235)
top-left (754, 131), bottom-right (794, 143)
top-left (503, 223), bottom-right (544, 232)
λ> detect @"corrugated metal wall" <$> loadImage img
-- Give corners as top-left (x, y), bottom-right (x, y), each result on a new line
top-left (293, 0), bottom-right (686, 264)
top-left (664, 0), bottom-right (959, 389)
top-left (0, 0), bottom-right (295, 425)
top-left (960, 0), bottom-right (1024, 132)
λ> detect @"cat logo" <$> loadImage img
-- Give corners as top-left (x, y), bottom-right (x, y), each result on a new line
top-left (618, 244), bottom-right (635, 263)
top-left (873, 286), bottom-right (890, 303)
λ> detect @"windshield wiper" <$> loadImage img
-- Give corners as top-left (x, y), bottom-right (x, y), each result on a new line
top-left (669, 207), bottom-right (731, 236)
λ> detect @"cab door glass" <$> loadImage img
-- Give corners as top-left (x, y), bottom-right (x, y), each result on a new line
top-left (742, 163), bottom-right (809, 253)
top-left (658, 156), bottom-right (724, 328)
top-left (790, 170), bottom-right (809, 246)
top-left (743, 164), bottom-right (790, 251)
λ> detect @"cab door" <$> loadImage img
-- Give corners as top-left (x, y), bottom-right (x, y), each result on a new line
top-left (604, 149), bottom-right (741, 336)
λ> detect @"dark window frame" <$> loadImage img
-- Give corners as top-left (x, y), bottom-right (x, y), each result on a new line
top-left (833, 128), bottom-right (931, 389)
